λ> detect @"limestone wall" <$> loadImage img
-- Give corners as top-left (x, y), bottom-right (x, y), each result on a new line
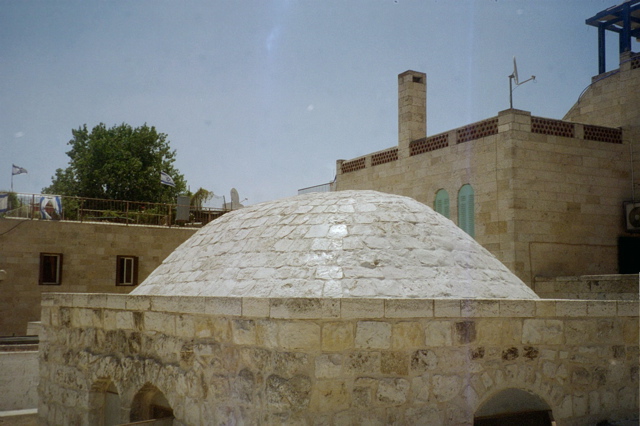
top-left (0, 219), bottom-right (195, 336)
top-left (563, 52), bottom-right (640, 130)
top-left (39, 294), bottom-right (638, 425)
top-left (336, 110), bottom-right (634, 285)
top-left (0, 350), bottom-right (39, 411)
top-left (535, 275), bottom-right (639, 300)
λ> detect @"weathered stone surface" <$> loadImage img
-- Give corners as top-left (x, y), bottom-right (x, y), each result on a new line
top-left (376, 378), bottom-right (410, 405)
top-left (355, 321), bottom-right (391, 349)
top-left (133, 191), bottom-right (538, 300)
top-left (265, 374), bottom-right (312, 411)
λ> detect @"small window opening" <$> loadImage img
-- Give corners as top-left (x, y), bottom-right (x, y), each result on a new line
top-left (412, 76), bottom-right (423, 83)
top-left (116, 256), bottom-right (139, 286)
top-left (39, 253), bottom-right (62, 285)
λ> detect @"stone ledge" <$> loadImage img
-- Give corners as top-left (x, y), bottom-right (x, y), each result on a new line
top-left (40, 294), bottom-right (640, 319)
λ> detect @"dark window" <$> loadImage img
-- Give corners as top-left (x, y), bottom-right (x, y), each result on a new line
top-left (116, 256), bottom-right (139, 286)
top-left (39, 253), bottom-right (62, 285)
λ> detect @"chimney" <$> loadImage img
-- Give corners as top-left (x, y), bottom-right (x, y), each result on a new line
top-left (398, 70), bottom-right (426, 155)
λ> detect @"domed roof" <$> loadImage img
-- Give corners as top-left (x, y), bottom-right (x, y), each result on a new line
top-left (132, 190), bottom-right (538, 299)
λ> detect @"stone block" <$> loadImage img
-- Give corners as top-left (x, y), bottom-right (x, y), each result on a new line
top-left (499, 300), bottom-right (536, 317)
top-left (424, 320), bottom-right (452, 346)
top-left (522, 319), bottom-right (563, 345)
top-left (205, 297), bottom-right (242, 316)
top-left (232, 319), bottom-right (256, 345)
top-left (322, 322), bottom-right (354, 352)
top-left (105, 295), bottom-right (126, 310)
top-left (310, 380), bottom-right (350, 411)
top-left (535, 301), bottom-right (556, 317)
top-left (144, 311), bottom-right (175, 334)
top-left (461, 300), bottom-right (500, 317)
top-left (125, 296), bottom-right (151, 311)
top-left (376, 378), bottom-right (410, 405)
top-left (151, 296), bottom-right (202, 315)
top-left (392, 321), bottom-right (424, 349)
top-left (381, 351), bottom-right (408, 375)
top-left (278, 322), bottom-right (321, 351)
top-left (242, 298), bottom-right (270, 317)
top-left (617, 300), bottom-right (639, 317)
top-left (587, 301), bottom-right (617, 317)
top-left (556, 301), bottom-right (587, 317)
top-left (385, 299), bottom-right (433, 318)
top-left (477, 319), bottom-right (522, 345)
top-left (346, 351), bottom-right (381, 375)
top-left (355, 321), bottom-right (391, 349)
top-left (315, 354), bottom-right (343, 379)
top-left (341, 299), bottom-right (384, 319)
top-left (432, 375), bottom-right (462, 402)
top-left (270, 298), bottom-right (339, 319)
top-left (434, 300), bottom-right (460, 317)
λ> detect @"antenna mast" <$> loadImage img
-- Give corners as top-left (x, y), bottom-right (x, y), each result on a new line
top-left (509, 56), bottom-right (535, 109)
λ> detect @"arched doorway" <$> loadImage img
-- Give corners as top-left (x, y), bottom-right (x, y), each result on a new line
top-left (89, 380), bottom-right (121, 426)
top-left (474, 388), bottom-right (554, 426)
top-left (130, 383), bottom-right (174, 424)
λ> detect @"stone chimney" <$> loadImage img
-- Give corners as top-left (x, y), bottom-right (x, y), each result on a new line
top-left (398, 70), bottom-right (426, 156)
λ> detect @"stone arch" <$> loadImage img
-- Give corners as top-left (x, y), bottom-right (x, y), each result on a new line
top-left (88, 378), bottom-right (122, 426)
top-left (474, 388), bottom-right (554, 425)
top-left (130, 382), bottom-right (174, 423)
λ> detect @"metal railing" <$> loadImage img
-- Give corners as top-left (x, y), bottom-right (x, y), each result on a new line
top-left (0, 192), bottom-right (229, 228)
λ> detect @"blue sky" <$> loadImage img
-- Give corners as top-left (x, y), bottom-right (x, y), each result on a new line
top-left (1, 1), bottom-right (636, 204)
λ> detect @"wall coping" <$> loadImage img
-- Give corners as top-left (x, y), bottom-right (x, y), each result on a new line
top-left (42, 293), bottom-right (638, 319)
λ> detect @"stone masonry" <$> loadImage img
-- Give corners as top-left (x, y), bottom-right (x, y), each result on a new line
top-left (38, 294), bottom-right (638, 425)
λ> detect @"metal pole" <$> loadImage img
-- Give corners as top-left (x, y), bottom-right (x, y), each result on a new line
top-left (509, 76), bottom-right (513, 109)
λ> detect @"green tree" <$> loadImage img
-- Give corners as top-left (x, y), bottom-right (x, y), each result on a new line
top-left (43, 123), bottom-right (187, 203)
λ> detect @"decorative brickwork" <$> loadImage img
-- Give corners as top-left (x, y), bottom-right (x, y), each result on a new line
top-left (371, 148), bottom-right (398, 166)
top-left (341, 157), bottom-right (366, 174)
top-left (410, 134), bottom-right (449, 156)
top-left (584, 124), bottom-right (623, 144)
top-left (631, 54), bottom-right (640, 70)
top-left (456, 118), bottom-right (498, 143)
top-left (531, 117), bottom-right (575, 138)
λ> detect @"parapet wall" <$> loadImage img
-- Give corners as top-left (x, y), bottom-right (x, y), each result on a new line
top-left (39, 294), bottom-right (638, 425)
top-left (535, 275), bottom-right (639, 300)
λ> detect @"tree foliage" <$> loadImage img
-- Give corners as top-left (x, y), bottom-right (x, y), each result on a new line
top-left (43, 123), bottom-right (187, 203)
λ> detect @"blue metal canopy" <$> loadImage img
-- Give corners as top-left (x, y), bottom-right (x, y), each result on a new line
top-left (586, 0), bottom-right (640, 74)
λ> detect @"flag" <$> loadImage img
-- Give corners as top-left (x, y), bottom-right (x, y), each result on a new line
top-left (12, 164), bottom-right (28, 175)
top-left (160, 171), bottom-right (175, 187)
top-left (0, 193), bottom-right (8, 213)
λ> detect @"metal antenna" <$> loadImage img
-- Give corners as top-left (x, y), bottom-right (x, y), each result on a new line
top-left (509, 56), bottom-right (535, 109)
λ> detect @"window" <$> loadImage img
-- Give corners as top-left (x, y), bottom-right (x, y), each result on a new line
top-left (116, 256), bottom-right (139, 286)
top-left (39, 253), bottom-right (62, 285)
top-left (458, 184), bottom-right (475, 238)
top-left (434, 189), bottom-right (450, 218)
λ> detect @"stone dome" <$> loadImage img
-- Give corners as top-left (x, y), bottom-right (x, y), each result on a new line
top-left (132, 190), bottom-right (538, 299)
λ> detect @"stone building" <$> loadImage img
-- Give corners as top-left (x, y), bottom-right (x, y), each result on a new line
top-left (335, 49), bottom-right (640, 286)
top-left (38, 191), bottom-right (638, 425)
top-left (0, 219), bottom-right (196, 336)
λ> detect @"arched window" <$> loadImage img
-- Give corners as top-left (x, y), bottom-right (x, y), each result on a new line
top-left (458, 184), bottom-right (475, 238)
top-left (434, 189), bottom-right (450, 218)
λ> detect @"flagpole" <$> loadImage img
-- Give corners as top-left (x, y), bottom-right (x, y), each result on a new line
top-left (11, 171), bottom-right (13, 193)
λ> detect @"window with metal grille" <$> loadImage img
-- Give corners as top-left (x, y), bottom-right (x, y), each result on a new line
top-left (458, 184), bottom-right (475, 238)
top-left (39, 253), bottom-right (63, 285)
top-left (434, 189), bottom-right (450, 219)
top-left (116, 256), bottom-right (139, 286)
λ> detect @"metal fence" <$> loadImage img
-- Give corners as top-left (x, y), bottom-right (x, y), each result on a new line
top-left (0, 192), bottom-right (229, 228)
